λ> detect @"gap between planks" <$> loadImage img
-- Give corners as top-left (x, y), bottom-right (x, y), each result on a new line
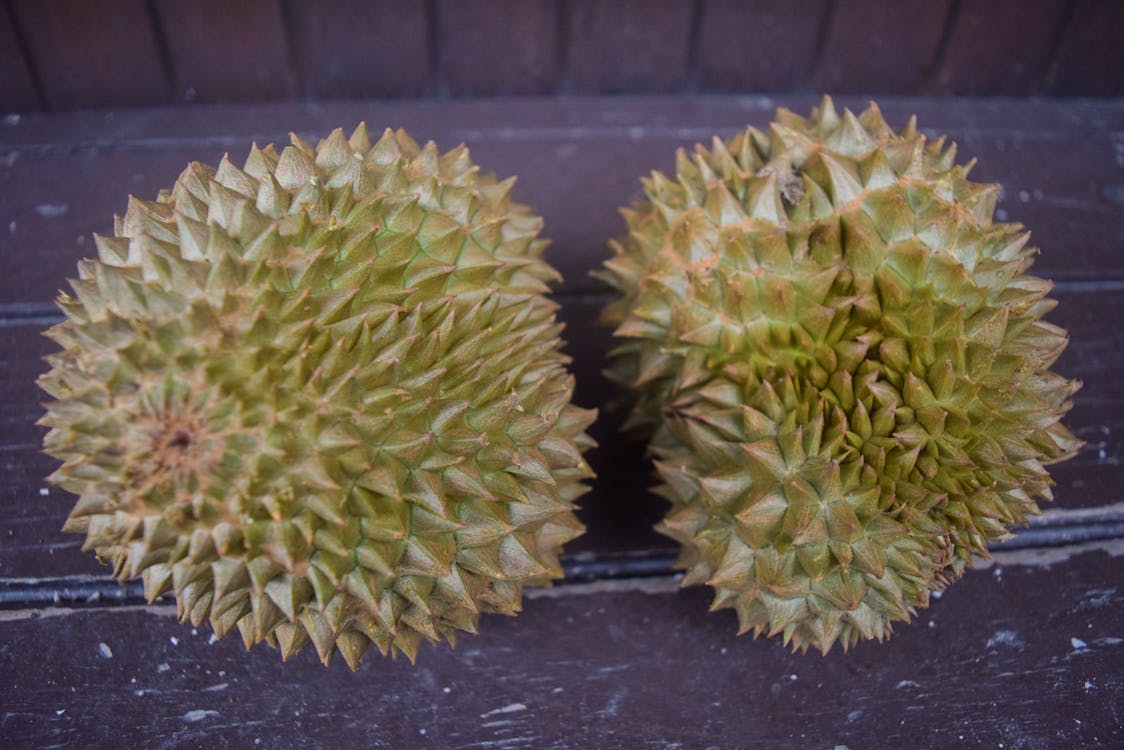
top-left (1, 536), bottom-right (1122, 624)
top-left (2, 509), bottom-right (1123, 612)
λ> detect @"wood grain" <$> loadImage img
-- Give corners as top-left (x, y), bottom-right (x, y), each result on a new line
top-left (1, 97), bottom-right (1121, 302)
top-left (1, 94), bottom-right (1122, 749)
top-left (3, 0), bottom-right (1123, 111)
top-left (2, 549), bottom-right (1122, 748)
top-left (695, 0), bottom-right (829, 93)
top-left (1047, 0), bottom-right (1124, 97)
top-left (437, 0), bottom-right (560, 96)
top-left (0, 3), bottom-right (40, 113)
top-left (565, 0), bottom-right (695, 94)
top-left (935, 0), bottom-right (1069, 96)
top-left (154, 0), bottom-right (296, 103)
top-left (9, 0), bottom-right (170, 110)
top-left (4, 96), bottom-right (1119, 150)
top-left (812, 0), bottom-right (952, 94)
top-left (285, 0), bottom-right (431, 99)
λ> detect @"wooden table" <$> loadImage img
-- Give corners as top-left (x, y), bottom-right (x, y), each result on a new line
top-left (2, 96), bottom-right (1122, 749)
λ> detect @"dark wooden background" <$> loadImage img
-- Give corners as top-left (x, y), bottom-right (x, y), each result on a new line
top-left (2, 0), bottom-right (1123, 114)
top-left (1, 2), bottom-right (1123, 748)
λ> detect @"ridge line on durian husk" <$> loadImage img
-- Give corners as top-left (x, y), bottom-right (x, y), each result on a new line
top-left (596, 96), bottom-right (1081, 654)
top-left (38, 124), bottom-right (597, 669)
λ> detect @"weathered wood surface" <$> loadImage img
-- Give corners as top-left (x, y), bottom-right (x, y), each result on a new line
top-left (695, 0), bottom-right (829, 93)
top-left (8, 0), bottom-right (171, 110)
top-left (565, 0), bottom-right (695, 94)
top-left (811, 0), bottom-right (953, 95)
top-left (1047, 0), bottom-right (1124, 97)
top-left (154, 0), bottom-right (297, 104)
top-left (934, 0), bottom-right (1070, 96)
top-left (6, 0), bottom-right (1120, 113)
top-left (285, 0), bottom-right (431, 100)
top-left (1, 96), bottom-right (1122, 748)
top-left (438, 0), bottom-right (560, 97)
top-left (2, 97), bottom-right (1122, 305)
top-left (0, 4), bottom-right (40, 113)
top-left (2, 548), bottom-right (1122, 749)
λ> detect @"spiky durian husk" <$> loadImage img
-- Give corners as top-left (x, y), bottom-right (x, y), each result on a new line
top-left (597, 97), bottom-right (1081, 653)
top-left (39, 125), bottom-right (596, 669)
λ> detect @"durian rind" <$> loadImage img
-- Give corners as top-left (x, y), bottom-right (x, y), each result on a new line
top-left (40, 126), bottom-right (596, 669)
top-left (598, 97), bottom-right (1080, 653)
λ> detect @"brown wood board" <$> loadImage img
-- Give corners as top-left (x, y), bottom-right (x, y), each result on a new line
top-left (8, 0), bottom-right (171, 110)
top-left (0, 2), bottom-right (41, 113)
top-left (565, 0), bottom-right (694, 94)
top-left (1, 97), bottom-right (1121, 304)
top-left (811, 0), bottom-right (953, 94)
top-left (1, 548), bottom-right (1121, 748)
top-left (437, 0), bottom-right (560, 97)
top-left (154, 0), bottom-right (297, 104)
top-left (3, 0), bottom-right (1123, 111)
top-left (695, 0), bottom-right (830, 93)
top-left (1047, 0), bottom-right (1124, 98)
top-left (284, 0), bottom-right (431, 100)
top-left (5, 96), bottom-right (1119, 150)
top-left (934, 0), bottom-right (1070, 96)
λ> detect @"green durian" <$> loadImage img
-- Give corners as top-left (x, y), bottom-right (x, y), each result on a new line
top-left (597, 97), bottom-right (1081, 653)
top-left (39, 125), bottom-right (596, 669)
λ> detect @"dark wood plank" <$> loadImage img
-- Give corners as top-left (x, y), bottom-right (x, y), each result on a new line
top-left (2, 284), bottom-right (1120, 577)
top-left (437, 0), bottom-right (560, 97)
top-left (285, 0), bottom-right (430, 99)
top-left (935, 0), bottom-right (1069, 95)
top-left (4, 96), bottom-right (1121, 153)
top-left (565, 0), bottom-right (694, 94)
top-left (1, 98), bottom-right (1121, 301)
top-left (1047, 0), bottom-right (1124, 98)
top-left (2, 548), bottom-right (1122, 748)
top-left (695, 0), bottom-right (829, 93)
top-left (9, 0), bottom-right (170, 110)
top-left (812, 0), bottom-right (952, 94)
top-left (154, 0), bottom-right (296, 103)
top-left (0, 3), bottom-right (41, 113)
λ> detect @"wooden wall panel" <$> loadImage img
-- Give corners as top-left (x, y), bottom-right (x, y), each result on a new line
top-left (6, 0), bottom-right (1124, 111)
top-left (1047, 0), bottom-right (1124, 97)
top-left (286, 0), bottom-right (430, 99)
top-left (438, 0), bottom-right (559, 96)
top-left (154, 0), bottom-right (295, 103)
top-left (695, 0), bottom-right (828, 93)
top-left (566, 0), bottom-right (694, 94)
top-left (812, 0), bottom-right (952, 94)
top-left (0, 3), bottom-right (40, 112)
top-left (935, 0), bottom-right (1069, 95)
top-left (9, 0), bottom-right (169, 110)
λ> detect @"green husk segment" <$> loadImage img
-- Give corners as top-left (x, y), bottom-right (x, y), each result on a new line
top-left (40, 125), bottom-right (596, 669)
top-left (597, 97), bottom-right (1081, 653)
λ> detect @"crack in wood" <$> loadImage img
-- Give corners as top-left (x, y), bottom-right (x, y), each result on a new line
top-left (3, 525), bottom-right (1123, 611)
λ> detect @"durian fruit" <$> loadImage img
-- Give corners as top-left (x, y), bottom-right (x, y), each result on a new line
top-left (39, 125), bottom-right (596, 669)
top-left (597, 97), bottom-right (1081, 653)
